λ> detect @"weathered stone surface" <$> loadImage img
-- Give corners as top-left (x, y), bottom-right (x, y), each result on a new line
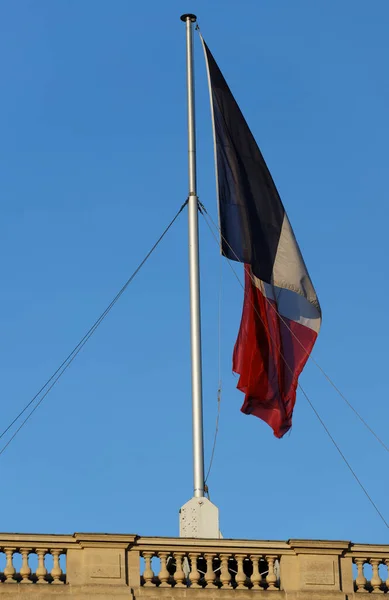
top-left (0, 533), bottom-right (386, 599)
top-left (284, 594), bottom-right (346, 600)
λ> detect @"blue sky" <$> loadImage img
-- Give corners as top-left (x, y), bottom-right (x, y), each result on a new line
top-left (0, 0), bottom-right (388, 543)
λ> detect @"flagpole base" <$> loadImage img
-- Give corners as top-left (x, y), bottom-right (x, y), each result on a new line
top-left (180, 14), bottom-right (197, 22)
top-left (179, 497), bottom-right (221, 538)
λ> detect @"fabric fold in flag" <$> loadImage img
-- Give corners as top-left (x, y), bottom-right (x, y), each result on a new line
top-left (202, 38), bottom-right (321, 438)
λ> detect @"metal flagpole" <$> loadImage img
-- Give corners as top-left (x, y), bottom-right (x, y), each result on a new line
top-left (179, 13), bottom-right (220, 538)
top-left (181, 13), bottom-right (205, 499)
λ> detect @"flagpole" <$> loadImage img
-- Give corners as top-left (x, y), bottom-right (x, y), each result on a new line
top-left (180, 13), bottom-right (205, 499)
top-left (179, 13), bottom-right (219, 538)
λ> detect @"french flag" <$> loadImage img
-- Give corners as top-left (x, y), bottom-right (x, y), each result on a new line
top-left (203, 41), bottom-right (321, 438)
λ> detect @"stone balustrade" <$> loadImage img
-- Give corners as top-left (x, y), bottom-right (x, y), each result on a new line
top-left (138, 537), bottom-right (285, 590)
top-left (0, 546), bottom-right (66, 584)
top-left (0, 534), bottom-right (72, 585)
top-left (350, 544), bottom-right (389, 594)
top-left (0, 533), bottom-right (386, 598)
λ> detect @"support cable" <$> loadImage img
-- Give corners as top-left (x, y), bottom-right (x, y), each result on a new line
top-left (204, 253), bottom-right (223, 485)
top-left (200, 205), bottom-right (389, 530)
top-left (0, 201), bottom-right (188, 457)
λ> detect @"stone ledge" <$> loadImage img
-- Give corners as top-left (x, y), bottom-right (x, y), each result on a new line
top-left (138, 590), bottom-right (284, 599)
top-left (284, 593), bottom-right (347, 600)
top-left (0, 589), bottom-right (353, 600)
top-left (0, 583), bottom-right (133, 599)
top-left (288, 540), bottom-right (350, 556)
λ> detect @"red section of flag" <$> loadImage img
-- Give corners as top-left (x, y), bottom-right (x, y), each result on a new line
top-left (233, 266), bottom-right (317, 438)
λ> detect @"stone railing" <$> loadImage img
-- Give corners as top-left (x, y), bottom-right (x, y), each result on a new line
top-left (0, 534), bottom-right (71, 585)
top-left (0, 533), bottom-right (387, 598)
top-left (350, 544), bottom-right (389, 594)
top-left (137, 537), bottom-right (288, 590)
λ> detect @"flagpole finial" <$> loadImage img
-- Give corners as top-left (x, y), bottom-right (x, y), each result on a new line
top-left (180, 13), bottom-right (197, 22)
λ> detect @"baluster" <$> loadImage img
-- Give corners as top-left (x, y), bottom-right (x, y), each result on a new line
top-left (385, 559), bottom-right (389, 593)
top-left (174, 552), bottom-right (185, 588)
top-left (204, 553), bottom-right (215, 587)
top-left (36, 548), bottom-right (48, 584)
top-left (158, 552), bottom-right (170, 587)
top-left (142, 552), bottom-right (155, 587)
top-left (51, 550), bottom-right (63, 584)
top-left (4, 548), bottom-right (16, 583)
top-left (20, 548), bottom-right (32, 584)
top-left (235, 554), bottom-right (246, 588)
top-left (355, 558), bottom-right (367, 592)
top-left (250, 555), bottom-right (261, 589)
top-left (266, 555), bottom-right (278, 591)
top-left (370, 558), bottom-right (382, 594)
top-left (188, 552), bottom-right (201, 587)
top-left (220, 553), bottom-right (231, 588)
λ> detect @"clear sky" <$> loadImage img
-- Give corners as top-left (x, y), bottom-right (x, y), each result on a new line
top-left (0, 0), bottom-right (388, 544)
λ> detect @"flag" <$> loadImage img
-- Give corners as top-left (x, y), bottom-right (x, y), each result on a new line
top-left (202, 40), bottom-right (321, 438)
